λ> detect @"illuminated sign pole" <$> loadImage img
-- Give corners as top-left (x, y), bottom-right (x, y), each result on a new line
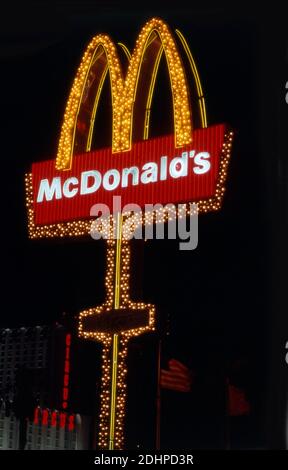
top-left (25, 18), bottom-right (233, 449)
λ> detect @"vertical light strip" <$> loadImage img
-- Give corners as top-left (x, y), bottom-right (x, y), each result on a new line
top-left (117, 42), bottom-right (131, 60)
top-left (109, 334), bottom-right (119, 449)
top-left (175, 29), bottom-right (207, 128)
top-left (86, 64), bottom-right (109, 151)
top-left (143, 45), bottom-right (163, 140)
top-left (109, 213), bottom-right (122, 450)
top-left (114, 213), bottom-right (122, 310)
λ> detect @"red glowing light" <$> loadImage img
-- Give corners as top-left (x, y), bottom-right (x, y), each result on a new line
top-left (66, 334), bottom-right (71, 346)
top-left (62, 333), bottom-right (72, 410)
top-left (51, 411), bottom-right (57, 426)
top-left (68, 415), bottom-right (75, 431)
top-left (60, 412), bottom-right (66, 428)
top-left (42, 409), bottom-right (49, 426)
top-left (64, 373), bottom-right (69, 387)
top-left (33, 407), bottom-right (39, 425)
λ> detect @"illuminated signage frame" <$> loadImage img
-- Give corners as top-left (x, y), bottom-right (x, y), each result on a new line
top-left (25, 17), bottom-right (233, 240)
top-left (25, 17), bottom-right (234, 450)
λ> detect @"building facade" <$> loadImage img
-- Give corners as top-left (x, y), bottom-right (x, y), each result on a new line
top-left (0, 324), bottom-right (92, 449)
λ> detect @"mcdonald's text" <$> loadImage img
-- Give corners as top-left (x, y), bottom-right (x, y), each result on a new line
top-left (31, 124), bottom-right (227, 225)
top-left (37, 151), bottom-right (210, 202)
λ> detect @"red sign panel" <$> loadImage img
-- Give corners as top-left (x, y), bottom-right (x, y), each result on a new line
top-left (31, 124), bottom-right (227, 226)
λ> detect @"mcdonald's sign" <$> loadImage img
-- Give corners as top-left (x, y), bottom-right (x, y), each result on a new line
top-left (25, 17), bottom-right (233, 239)
top-left (25, 17), bottom-right (234, 451)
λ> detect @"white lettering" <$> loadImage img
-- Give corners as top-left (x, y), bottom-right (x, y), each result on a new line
top-left (37, 177), bottom-right (62, 202)
top-left (140, 162), bottom-right (158, 184)
top-left (193, 151), bottom-right (211, 174)
top-left (62, 177), bottom-right (78, 198)
top-left (103, 169), bottom-right (120, 191)
top-left (36, 148), bottom-right (212, 203)
top-left (160, 156), bottom-right (168, 180)
top-left (121, 166), bottom-right (139, 187)
top-left (169, 152), bottom-right (188, 178)
top-left (80, 170), bottom-right (101, 195)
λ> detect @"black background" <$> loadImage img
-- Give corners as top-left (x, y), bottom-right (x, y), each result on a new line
top-left (0, 1), bottom-right (287, 450)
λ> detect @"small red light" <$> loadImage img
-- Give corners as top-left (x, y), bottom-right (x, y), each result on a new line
top-left (65, 334), bottom-right (71, 346)
top-left (63, 387), bottom-right (69, 401)
top-left (51, 411), bottom-right (57, 426)
top-left (62, 333), bottom-right (71, 410)
top-left (228, 382), bottom-right (251, 416)
top-left (60, 412), bottom-right (66, 428)
top-left (64, 360), bottom-right (70, 373)
top-left (68, 415), bottom-right (75, 431)
top-left (42, 409), bottom-right (49, 426)
top-left (33, 407), bottom-right (39, 425)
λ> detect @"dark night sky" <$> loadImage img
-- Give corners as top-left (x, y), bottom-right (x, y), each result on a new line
top-left (1, 2), bottom-right (265, 326)
top-left (0, 1), bottom-right (287, 448)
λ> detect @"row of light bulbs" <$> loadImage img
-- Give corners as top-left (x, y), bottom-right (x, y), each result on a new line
top-left (26, 130), bottom-right (233, 240)
top-left (78, 239), bottom-right (155, 449)
top-left (56, 17), bottom-right (192, 171)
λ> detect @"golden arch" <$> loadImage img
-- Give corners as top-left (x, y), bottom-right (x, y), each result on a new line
top-left (56, 18), bottom-right (205, 170)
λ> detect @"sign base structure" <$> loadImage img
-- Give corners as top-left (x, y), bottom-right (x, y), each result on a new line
top-left (78, 217), bottom-right (155, 450)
